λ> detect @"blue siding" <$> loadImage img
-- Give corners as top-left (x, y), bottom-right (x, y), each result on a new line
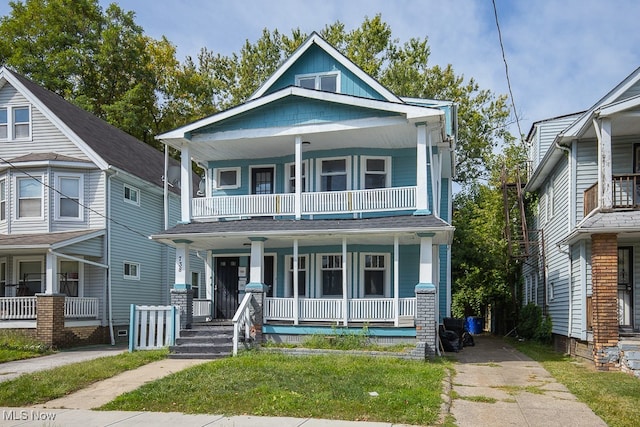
top-left (195, 97), bottom-right (399, 135)
top-left (264, 44), bottom-right (386, 100)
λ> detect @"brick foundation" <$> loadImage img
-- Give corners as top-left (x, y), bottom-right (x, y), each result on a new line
top-left (591, 233), bottom-right (620, 370)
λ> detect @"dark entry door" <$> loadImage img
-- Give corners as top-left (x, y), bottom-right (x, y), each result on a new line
top-left (215, 257), bottom-right (239, 319)
top-left (251, 167), bottom-right (274, 195)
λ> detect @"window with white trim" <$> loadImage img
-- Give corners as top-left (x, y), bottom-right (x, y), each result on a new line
top-left (286, 255), bottom-right (307, 297)
top-left (215, 167), bottom-right (241, 189)
top-left (17, 176), bottom-right (42, 218)
top-left (0, 178), bottom-right (6, 221)
top-left (0, 258), bottom-right (6, 297)
top-left (319, 158), bottom-right (349, 192)
top-left (124, 184), bottom-right (140, 206)
top-left (0, 105), bottom-right (30, 140)
top-left (362, 156), bottom-right (390, 189)
top-left (124, 262), bottom-right (140, 280)
top-left (191, 271), bottom-right (200, 299)
top-left (296, 72), bottom-right (339, 93)
top-left (285, 161), bottom-right (307, 193)
top-left (362, 254), bottom-right (387, 297)
top-left (56, 174), bottom-right (83, 220)
top-left (320, 254), bottom-right (342, 296)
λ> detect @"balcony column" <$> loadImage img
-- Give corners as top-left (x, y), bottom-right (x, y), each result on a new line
top-left (295, 136), bottom-right (302, 220)
top-left (414, 123), bottom-right (431, 215)
top-left (180, 143), bottom-right (193, 223)
top-left (246, 238), bottom-right (267, 291)
top-left (45, 251), bottom-right (58, 294)
top-left (597, 118), bottom-right (613, 210)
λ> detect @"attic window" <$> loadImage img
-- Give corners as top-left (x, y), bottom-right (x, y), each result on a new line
top-left (296, 72), bottom-right (339, 93)
top-left (0, 106), bottom-right (31, 140)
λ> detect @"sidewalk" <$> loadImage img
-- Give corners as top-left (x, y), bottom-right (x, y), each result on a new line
top-left (448, 335), bottom-right (606, 426)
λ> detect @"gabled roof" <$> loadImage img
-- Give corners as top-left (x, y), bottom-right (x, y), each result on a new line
top-left (0, 67), bottom-right (180, 193)
top-left (249, 32), bottom-right (403, 103)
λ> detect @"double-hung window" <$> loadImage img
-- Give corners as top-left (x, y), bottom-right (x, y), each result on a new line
top-left (0, 106), bottom-right (30, 140)
top-left (363, 254), bottom-right (386, 297)
top-left (17, 176), bottom-right (42, 218)
top-left (0, 179), bottom-right (6, 221)
top-left (287, 255), bottom-right (307, 297)
top-left (319, 158), bottom-right (348, 192)
top-left (362, 157), bottom-right (390, 189)
top-left (321, 254), bottom-right (343, 296)
top-left (286, 161), bottom-right (307, 193)
top-left (56, 174), bottom-right (82, 220)
top-left (124, 184), bottom-right (140, 206)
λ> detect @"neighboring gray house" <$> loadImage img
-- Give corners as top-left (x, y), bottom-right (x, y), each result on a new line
top-left (524, 66), bottom-right (640, 374)
top-left (0, 67), bottom-right (203, 347)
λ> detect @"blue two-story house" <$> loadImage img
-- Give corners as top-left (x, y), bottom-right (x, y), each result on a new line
top-left (152, 33), bottom-right (456, 343)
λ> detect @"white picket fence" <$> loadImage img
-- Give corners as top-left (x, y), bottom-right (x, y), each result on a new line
top-left (128, 305), bottom-right (180, 352)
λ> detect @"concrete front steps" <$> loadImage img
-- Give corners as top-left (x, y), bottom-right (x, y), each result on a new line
top-left (619, 338), bottom-right (640, 378)
top-left (169, 322), bottom-right (234, 359)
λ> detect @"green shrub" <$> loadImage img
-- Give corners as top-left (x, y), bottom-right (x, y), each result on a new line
top-left (302, 325), bottom-right (370, 350)
top-left (517, 303), bottom-right (542, 339)
top-left (534, 314), bottom-right (553, 344)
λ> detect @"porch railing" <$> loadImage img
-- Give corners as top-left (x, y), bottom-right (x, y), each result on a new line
top-left (65, 297), bottom-right (99, 318)
top-left (192, 186), bottom-right (417, 219)
top-left (0, 296), bottom-right (99, 320)
top-left (584, 175), bottom-right (640, 215)
top-left (0, 296), bottom-right (37, 320)
top-left (263, 297), bottom-right (416, 323)
top-left (232, 292), bottom-right (255, 356)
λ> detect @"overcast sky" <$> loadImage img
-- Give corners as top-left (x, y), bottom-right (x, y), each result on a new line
top-left (3, 0), bottom-right (640, 138)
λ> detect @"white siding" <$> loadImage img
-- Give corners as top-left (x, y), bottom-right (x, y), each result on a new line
top-left (532, 115), bottom-right (580, 170)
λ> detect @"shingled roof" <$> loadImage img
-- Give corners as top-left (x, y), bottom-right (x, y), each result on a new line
top-left (4, 68), bottom-right (186, 194)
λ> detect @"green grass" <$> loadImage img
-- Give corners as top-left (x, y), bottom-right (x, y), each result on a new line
top-left (102, 352), bottom-right (449, 426)
top-left (0, 349), bottom-right (167, 406)
top-left (510, 339), bottom-right (640, 427)
top-left (0, 330), bottom-right (53, 362)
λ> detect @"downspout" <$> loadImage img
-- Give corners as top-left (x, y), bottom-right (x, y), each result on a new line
top-left (106, 170), bottom-right (117, 345)
top-left (555, 139), bottom-right (574, 338)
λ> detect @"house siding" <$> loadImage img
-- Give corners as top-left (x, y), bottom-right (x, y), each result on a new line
top-left (532, 116), bottom-right (578, 170)
top-left (266, 44), bottom-right (386, 100)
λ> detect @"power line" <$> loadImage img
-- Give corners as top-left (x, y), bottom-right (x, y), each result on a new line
top-left (492, 0), bottom-right (524, 143)
top-left (0, 155), bottom-right (170, 244)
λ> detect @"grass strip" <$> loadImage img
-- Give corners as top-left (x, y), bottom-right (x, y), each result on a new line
top-left (0, 349), bottom-right (167, 406)
top-left (102, 352), bottom-right (449, 426)
top-left (510, 339), bottom-right (640, 427)
top-left (0, 330), bottom-right (53, 363)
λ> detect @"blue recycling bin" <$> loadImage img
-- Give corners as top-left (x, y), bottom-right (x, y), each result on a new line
top-left (466, 316), bottom-right (483, 335)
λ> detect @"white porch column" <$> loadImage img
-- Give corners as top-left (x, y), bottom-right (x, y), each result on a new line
top-left (174, 240), bottom-right (192, 289)
top-left (293, 239), bottom-right (299, 325)
top-left (415, 123), bottom-right (430, 215)
top-left (597, 118), bottom-right (613, 209)
top-left (247, 238), bottom-right (266, 287)
top-left (45, 252), bottom-right (57, 294)
top-left (342, 237), bottom-right (348, 326)
top-left (393, 235), bottom-right (399, 327)
top-left (295, 136), bottom-right (302, 219)
top-left (180, 143), bottom-right (193, 223)
top-left (418, 233), bottom-right (434, 286)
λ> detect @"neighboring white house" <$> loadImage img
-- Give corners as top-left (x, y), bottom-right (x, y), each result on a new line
top-left (524, 66), bottom-right (640, 373)
top-left (0, 67), bottom-right (203, 347)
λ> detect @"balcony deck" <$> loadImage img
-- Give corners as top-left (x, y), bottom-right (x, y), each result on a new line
top-left (192, 186), bottom-right (417, 219)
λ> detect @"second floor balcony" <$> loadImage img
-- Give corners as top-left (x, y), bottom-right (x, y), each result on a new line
top-left (584, 174), bottom-right (640, 215)
top-left (192, 186), bottom-right (417, 219)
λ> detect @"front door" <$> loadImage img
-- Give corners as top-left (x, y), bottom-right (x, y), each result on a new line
top-left (251, 167), bottom-right (274, 195)
top-left (618, 247), bottom-right (633, 328)
top-left (215, 257), bottom-right (239, 319)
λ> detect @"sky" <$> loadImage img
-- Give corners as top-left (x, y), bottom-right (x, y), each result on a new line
top-left (2, 0), bottom-right (640, 138)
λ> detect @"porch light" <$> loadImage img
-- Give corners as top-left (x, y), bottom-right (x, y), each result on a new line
top-left (302, 141), bottom-right (311, 145)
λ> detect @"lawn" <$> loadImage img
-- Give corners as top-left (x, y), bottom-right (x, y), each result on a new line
top-left (0, 349), bottom-right (167, 406)
top-left (0, 330), bottom-right (53, 363)
top-left (511, 339), bottom-right (640, 427)
top-left (102, 352), bottom-right (450, 426)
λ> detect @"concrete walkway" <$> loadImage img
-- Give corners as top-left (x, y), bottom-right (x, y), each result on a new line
top-left (449, 335), bottom-right (607, 427)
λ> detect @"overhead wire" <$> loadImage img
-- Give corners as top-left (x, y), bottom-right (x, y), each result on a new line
top-left (492, 0), bottom-right (524, 143)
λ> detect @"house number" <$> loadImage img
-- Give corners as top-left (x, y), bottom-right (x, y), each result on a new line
top-left (177, 256), bottom-right (183, 273)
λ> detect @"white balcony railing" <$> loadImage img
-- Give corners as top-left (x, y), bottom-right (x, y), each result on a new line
top-left (65, 297), bottom-right (99, 318)
top-left (0, 296), bottom-right (99, 320)
top-left (192, 186), bottom-right (417, 219)
top-left (263, 297), bottom-right (416, 323)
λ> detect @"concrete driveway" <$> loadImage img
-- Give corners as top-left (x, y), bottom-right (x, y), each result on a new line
top-left (448, 335), bottom-right (606, 427)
